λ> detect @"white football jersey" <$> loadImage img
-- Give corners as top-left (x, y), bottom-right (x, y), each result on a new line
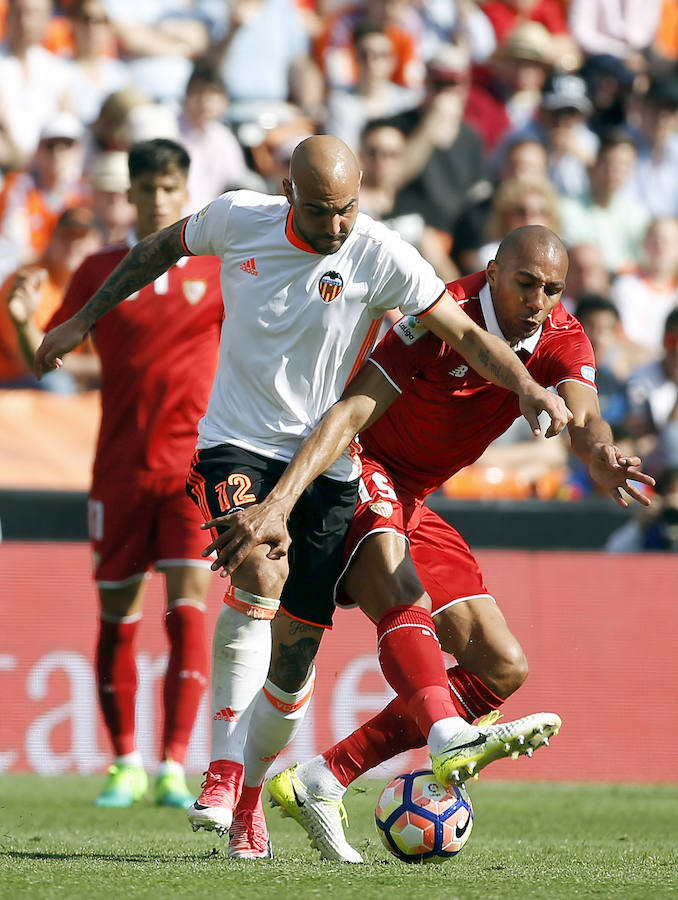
top-left (182, 190), bottom-right (445, 480)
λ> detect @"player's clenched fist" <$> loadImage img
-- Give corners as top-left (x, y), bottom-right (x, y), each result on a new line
top-left (33, 316), bottom-right (88, 378)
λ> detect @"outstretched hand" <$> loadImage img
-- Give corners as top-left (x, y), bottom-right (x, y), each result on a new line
top-left (519, 384), bottom-right (572, 438)
top-left (201, 498), bottom-right (292, 576)
top-left (33, 317), bottom-right (89, 379)
top-left (588, 444), bottom-right (655, 508)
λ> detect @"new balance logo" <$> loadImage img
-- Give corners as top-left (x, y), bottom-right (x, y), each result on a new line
top-left (240, 257), bottom-right (258, 276)
top-left (213, 707), bottom-right (238, 722)
top-left (449, 365), bottom-right (469, 377)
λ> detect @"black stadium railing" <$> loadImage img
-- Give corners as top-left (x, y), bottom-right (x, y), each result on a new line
top-left (0, 489), bottom-right (629, 550)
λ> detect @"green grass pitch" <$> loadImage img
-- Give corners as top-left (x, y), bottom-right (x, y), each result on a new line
top-left (2, 776), bottom-right (677, 899)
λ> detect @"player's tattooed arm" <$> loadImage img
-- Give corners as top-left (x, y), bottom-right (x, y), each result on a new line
top-left (33, 219), bottom-right (189, 377)
top-left (425, 292), bottom-right (572, 438)
top-left (75, 219), bottom-right (187, 330)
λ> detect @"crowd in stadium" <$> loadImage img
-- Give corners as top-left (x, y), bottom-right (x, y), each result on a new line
top-left (0, 0), bottom-right (677, 518)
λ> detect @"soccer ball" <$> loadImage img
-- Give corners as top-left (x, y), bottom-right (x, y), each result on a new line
top-left (374, 769), bottom-right (474, 863)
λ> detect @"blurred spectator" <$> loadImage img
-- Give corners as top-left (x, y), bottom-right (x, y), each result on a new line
top-left (126, 102), bottom-right (180, 145)
top-left (465, 21), bottom-right (555, 153)
top-left (575, 294), bottom-right (650, 431)
top-left (0, 205), bottom-right (101, 391)
top-left (415, 0), bottom-right (497, 64)
top-left (383, 43), bottom-right (491, 257)
top-left (652, 0), bottom-right (678, 66)
top-left (625, 308), bottom-right (678, 470)
top-left (0, 112), bottom-right (89, 283)
top-left (87, 150), bottom-right (135, 244)
top-left (88, 86), bottom-right (149, 158)
top-left (210, 0), bottom-right (323, 122)
top-left (580, 53), bottom-right (637, 135)
top-left (482, 0), bottom-right (580, 70)
top-left (559, 128), bottom-right (649, 274)
top-left (605, 465), bottom-right (678, 552)
top-left (178, 57), bottom-right (256, 211)
top-left (611, 217), bottom-right (678, 354)
top-left (480, 0), bottom-right (564, 40)
top-left (65, 0), bottom-right (130, 124)
top-left (0, 0), bottom-right (74, 167)
top-left (452, 136), bottom-right (549, 273)
top-left (507, 73), bottom-right (598, 198)
top-left (561, 241), bottom-right (611, 312)
top-left (314, 0), bottom-right (424, 92)
top-left (568, 0), bottom-right (663, 69)
top-left (357, 117), bottom-right (458, 281)
top-left (323, 19), bottom-right (421, 152)
top-left (626, 74), bottom-right (678, 219)
top-left (473, 175), bottom-right (560, 269)
top-left (103, 0), bottom-right (210, 104)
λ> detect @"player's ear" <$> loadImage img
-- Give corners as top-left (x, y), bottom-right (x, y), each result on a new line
top-left (282, 178), bottom-right (293, 204)
top-left (486, 259), bottom-right (497, 285)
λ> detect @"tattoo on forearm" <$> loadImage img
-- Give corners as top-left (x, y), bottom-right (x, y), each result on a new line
top-left (74, 222), bottom-right (185, 328)
top-left (476, 346), bottom-right (513, 389)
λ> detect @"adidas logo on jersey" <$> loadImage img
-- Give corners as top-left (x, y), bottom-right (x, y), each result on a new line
top-left (240, 257), bottom-right (258, 276)
top-left (449, 365), bottom-right (469, 377)
top-left (213, 706), bottom-right (238, 722)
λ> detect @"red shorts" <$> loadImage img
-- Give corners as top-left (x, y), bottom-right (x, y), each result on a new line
top-left (336, 457), bottom-right (494, 616)
top-left (88, 472), bottom-right (211, 586)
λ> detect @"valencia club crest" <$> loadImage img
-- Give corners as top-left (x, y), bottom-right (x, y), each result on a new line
top-left (318, 271), bottom-right (343, 303)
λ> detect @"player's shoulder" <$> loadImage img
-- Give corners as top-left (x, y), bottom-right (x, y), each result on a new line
top-left (189, 190), bottom-right (287, 226)
top-left (352, 212), bottom-right (414, 251)
top-left (446, 271), bottom-right (487, 306)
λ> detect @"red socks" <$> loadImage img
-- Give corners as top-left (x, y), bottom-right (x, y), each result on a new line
top-left (96, 604), bottom-right (207, 763)
top-left (96, 616), bottom-right (140, 756)
top-left (447, 664), bottom-right (504, 721)
top-left (324, 663), bottom-right (505, 787)
top-left (376, 604), bottom-right (458, 737)
top-left (324, 694), bottom-right (425, 786)
top-left (163, 603), bottom-right (208, 764)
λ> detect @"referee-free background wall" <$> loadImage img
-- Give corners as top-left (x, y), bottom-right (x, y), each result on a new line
top-left (2, 543), bottom-right (676, 782)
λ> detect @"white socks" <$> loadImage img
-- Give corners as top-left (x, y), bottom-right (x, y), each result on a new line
top-left (296, 754), bottom-right (345, 801)
top-left (210, 588), bottom-right (279, 763)
top-left (242, 667), bottom-right (316, 788)
top-left (427, 716), bottom-right (472, 756)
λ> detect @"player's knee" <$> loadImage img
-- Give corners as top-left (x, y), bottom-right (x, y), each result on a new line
top-left (494, 642), bottom-right (529, 698)
top-left (240, 552), bottom-right (288, 599)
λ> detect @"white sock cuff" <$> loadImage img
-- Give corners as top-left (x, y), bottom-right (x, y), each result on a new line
top-left (166, 598), bottom-right (206, 613)
top-left (224, 585), bottom-right (280, 620)
top-left (263, 667), bottom-right (316, 714)
top-left (100, 611), bottom-right (142, 625)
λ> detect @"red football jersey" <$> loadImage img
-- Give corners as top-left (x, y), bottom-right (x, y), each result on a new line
top-left (361, 272), bottom-right (597, 497)
top-left (47, 243), bottom-right (223, 480)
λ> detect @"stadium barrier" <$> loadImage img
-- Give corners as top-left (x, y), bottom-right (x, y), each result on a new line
top-left (2, 542), bottom-right (676, 783)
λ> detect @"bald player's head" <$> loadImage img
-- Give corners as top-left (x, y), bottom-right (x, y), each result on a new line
top-left (283, 135), bottom-right (362, 255)
top-left (495, 225), bottom-right (567, 269)
top-left (487, 225), bottom-right (569, 346)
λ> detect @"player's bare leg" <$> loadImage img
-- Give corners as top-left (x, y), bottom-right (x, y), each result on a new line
top-left (95, 580), bottom-right (149, 807)
top-left (155, 564), bottom-right (211, 809)
top-left (187, 546), bottom-right (286, 837)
